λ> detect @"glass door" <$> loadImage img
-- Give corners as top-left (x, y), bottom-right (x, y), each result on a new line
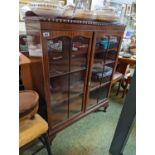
top-left (46, 31), bottom-right (92, 127)
top-left (86, 33), bottom-right (121, 109)
top-left (47, 31), bottom-right (72, 127)
top-left (69, 34), bottom-right (91, 118)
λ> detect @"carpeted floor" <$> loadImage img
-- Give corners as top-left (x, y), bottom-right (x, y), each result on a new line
top-left (20, 88), bottom-right (136, 155)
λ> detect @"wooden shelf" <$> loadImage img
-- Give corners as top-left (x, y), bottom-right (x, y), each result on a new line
top-left (51, 81), bottom-right (84, 106)
top-left (51, 91), bottom-right (83, 106)
top-left (89, 81), bottom-right (110, 92)
top-left (98, 98), bottom-right (108, 104)
top-left (95, 46), bottom-right (117, 54)
top-left (49, 67), bottom-right (86, 78)
top-left (49, 57), bottom-right (86, 66)
top-left (71, 50), bottom-right (87, 57)
top-left (105, 59), bottom-right (115, 65)
top-left (48, 47), bottom-right (88, 58)
top-left (50, 96), bottom-right (83, 127)
top-left (93, 59), bottom-right (115, 65)
top-left (87, 98), bottom-right (108, 110)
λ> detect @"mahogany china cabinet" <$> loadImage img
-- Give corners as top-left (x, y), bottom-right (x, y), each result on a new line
top-left (25, 14), bottom-right (125, 140)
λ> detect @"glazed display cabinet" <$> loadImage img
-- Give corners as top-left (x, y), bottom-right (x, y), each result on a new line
top-left (25, 14), bottom-right (125, 140)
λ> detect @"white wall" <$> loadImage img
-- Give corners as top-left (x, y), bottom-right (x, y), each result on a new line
top-left (19, 22), bottom-right (26, 34)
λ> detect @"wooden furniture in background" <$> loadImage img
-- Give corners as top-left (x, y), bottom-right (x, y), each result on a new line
top-left (121, 72), bottom-right (132, 98)
top-left (116, 55), bottom-right (136, 97)
top-left (19, 53), bottom-right (33, 90)
top-left (113, 61), bottom-right (130, 97)
top-left (118, 55), bottom-right (136, 65)
top-left (19, 90), bottom-right (39, 121)
top-left (112, 71), bottom-right (123, 95)
top-left (25, 14), bottom-right (125, 141)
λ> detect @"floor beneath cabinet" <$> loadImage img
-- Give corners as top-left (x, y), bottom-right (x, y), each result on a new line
top-left (20, 86), bottom-right (136, 155)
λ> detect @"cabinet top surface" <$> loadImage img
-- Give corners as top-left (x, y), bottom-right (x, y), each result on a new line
top-left (25, 12), bottom-right (126, 28)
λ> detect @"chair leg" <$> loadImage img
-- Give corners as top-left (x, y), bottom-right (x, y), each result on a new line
top-left (42, 133), bottom-right (52, 155)
top-left (122, 76), bottom-right (132, 98)
top-left (103, 102), bottom-right (109, 112)
top-left (122, 81), bottom-right (128, 98)
top-left (122, 89), bottom-right (126, 98)
top-left (116, 79), bottom-right (122, 96)
top-left (103, 106), bottom-right (108, 112)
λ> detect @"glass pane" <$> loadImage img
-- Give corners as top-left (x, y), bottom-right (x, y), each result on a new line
top-left (88, 82), bottom-right (110, 109)
top-left (50, 76), bottom-right (69, 126)
top-left (105, 36), bottom-right (120, 64)
top-left (87, 35), bottom-right (116, 109)
top-left (69, 36), bottom-right (89, 117)
top-left (69, 71), bottom-right (86, 117)
top-left (48, 36), bottom-right (71, 127)
top-left (90, 35), bottom-right (110, 90)
top-left (89, 89), bottom-right (98, 107)
top-left (97, 84), bottom-right (110, 102)
top-left (88, 84), bottom-right (109, 107)
top-left (96, 36), bottom-right (109, 50)
top-left (48, 36), bottom-right (70, 77)
top-left (109, 36), bottom-right (119, 49)
top-left (71, 36), bottom-right (88, 71)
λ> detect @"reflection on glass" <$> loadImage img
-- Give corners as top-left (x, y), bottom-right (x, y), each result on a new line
top-left (50, 76), bottom-right (69, 126)
top-left (69, 71), bottom-right (86, 117)
top-left (90, 36), bottom-right (113, 89)
top-left (70, 56), bottom-right (87, 72)
top-left (48, 40), bottom-right (62, 51)
top-left (69, 94), bottom-right (83, 118)
top-left (71, 36), bottom-right (88, 71)
top-left (88, 84), bottom-right (109, 107)
top-left (48, 36), bottom-right (70, 127)
top-left (109, 36), bottom-right (119, 48)
top-left (105, 36), bottom-right (120, 63)
top-left (48, 35), bottom-right (89, 124)
top-left (49, 59), bottom-right (69, 77)
top-left (48, 37), bottom-right (70, 77)
top-left (87, 35), bottom-right (119, 109)
top-left (69, 36), bottom-right (88, 117)
top-left (97, 85), bottom-right (109, 102)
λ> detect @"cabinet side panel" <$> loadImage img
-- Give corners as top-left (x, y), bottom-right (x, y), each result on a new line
top-left (30, 60), bottom-right (47, 120)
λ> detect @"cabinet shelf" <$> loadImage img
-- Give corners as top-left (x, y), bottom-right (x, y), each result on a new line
top-left (51, 81), bottom-right (84, 106)
top-left (49, 48), bottom-right (88, 53)
top-left (89, 81), bottom-right (110, 92)
top-left (95, 46), bottom-right (117, 54)
top-left (48, 50), bottom-right (87, 61)
top-left (93, 59), bottom-right (115, 65)
top-left (51, 91), bottom-right (84, 107)
top-left (105, 59), bottom-right (116, 64)
top-left (49, 67), bottom-right (86, 78)
top-left (71, 50), bottom-right (87, 56)
top-left (88, 98), bottom-right (108, 109)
